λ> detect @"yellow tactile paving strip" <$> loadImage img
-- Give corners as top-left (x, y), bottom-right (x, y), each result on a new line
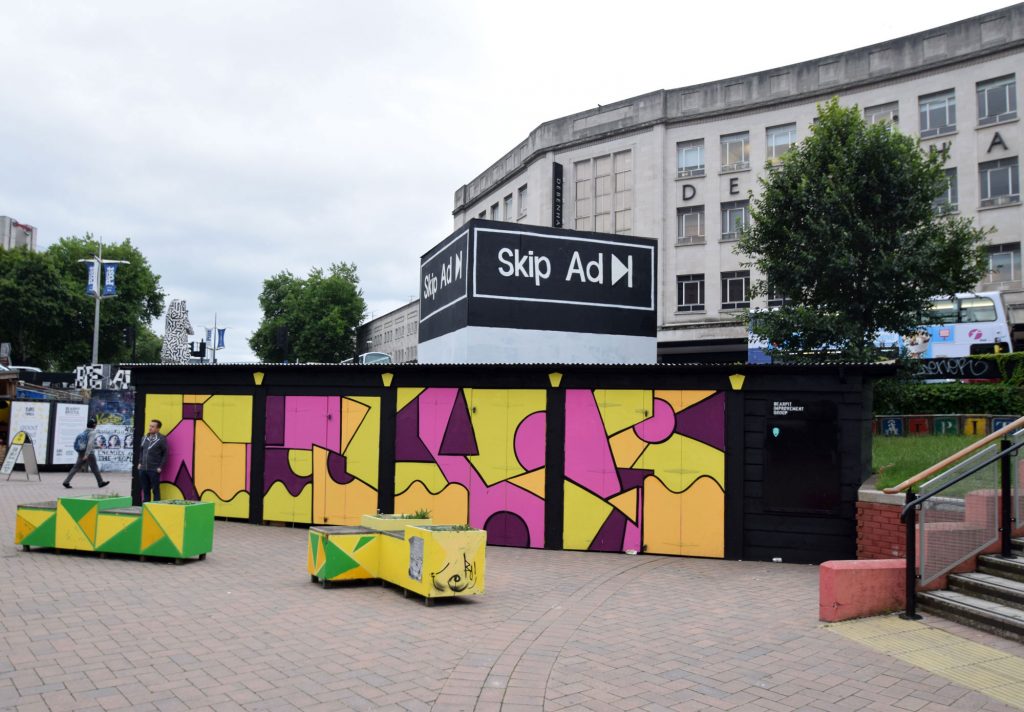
top-left (829, 615), bottom-right (1024, 709)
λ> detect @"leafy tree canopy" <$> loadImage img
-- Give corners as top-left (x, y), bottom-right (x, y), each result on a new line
top-left (739, 98), bottom-right (990, 360)
top-left (249, 262), bottom-right (366, 363)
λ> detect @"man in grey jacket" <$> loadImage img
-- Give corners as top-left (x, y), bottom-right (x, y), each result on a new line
top-left (137, 419), bottom-right (168, 503)
top-left (63, 418), bottom-right (110, 488)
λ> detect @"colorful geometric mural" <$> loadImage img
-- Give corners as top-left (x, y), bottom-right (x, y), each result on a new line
top-left (147, 394), bottom-right (253, 519)
top-left (264, 395), bottom-right (381, 525)
top-left (564, 390), bottom-right (725, 557)
top-left (394, 388), bottom-right (546, 548)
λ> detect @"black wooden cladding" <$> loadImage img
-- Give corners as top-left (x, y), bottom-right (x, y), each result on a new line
top-left (131, 361), bottom-right (891, 563)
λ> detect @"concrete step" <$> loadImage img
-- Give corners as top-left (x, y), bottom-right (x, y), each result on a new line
top-left (948, 572), bottom-right (1024, 609)
top-left (918, 589), bottom-right (1024, 643)
top-left (978, 554), bottom-right (1024, 583)
top-left (1013, 538), bottom-right (1023, 554)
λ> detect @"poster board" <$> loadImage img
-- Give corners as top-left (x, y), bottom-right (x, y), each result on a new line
top-left (1, 431), bottom-right (25, 475)
top-left (52, 403), bottom-right (90, 466)
top-left (9, 401), bottom-right (51, 463)
top-left (89, 390), bottom-right (135, 473)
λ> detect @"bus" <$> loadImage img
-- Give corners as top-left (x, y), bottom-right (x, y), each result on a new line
top-left (748, 292), bottom-right (1012, 362)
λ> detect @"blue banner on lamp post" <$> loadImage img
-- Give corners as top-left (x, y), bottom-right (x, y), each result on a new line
top-left (217, 328), bottom-right (226, 349)
top-left (85, 261), bottom-right (99, 296)
top-left (101, 263), bottom-right (119, 296)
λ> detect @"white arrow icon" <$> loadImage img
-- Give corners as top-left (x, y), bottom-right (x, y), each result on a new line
top-left (610, 254), bottom-right (633, 287)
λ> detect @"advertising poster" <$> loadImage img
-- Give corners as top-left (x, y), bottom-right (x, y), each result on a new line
top-left (9, 401), bottom-right (51, 462)
top-left (53, 403), bottom-right (90, 466)
top-left (88, 390), bottom-right (135, 473)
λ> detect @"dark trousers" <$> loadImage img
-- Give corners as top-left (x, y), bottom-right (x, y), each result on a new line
top-left (64, 453), bottom-right (103, 486)
top-left (140, 469), bottom-right (161, 503)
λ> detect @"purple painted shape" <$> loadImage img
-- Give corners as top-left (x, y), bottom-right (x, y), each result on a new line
top-left (484, 511), bottom-right (530, 547)
top-left (513, 411), bottom-right (546, 472)
top-left (265, 396), bottom-right (285, 446)
top-left (439, 390), bottom-right (479, 456)
top-left (182, 403), bottom-right (203, 420)
top-left (564, 390), bottom-right (619, 498)
top-left (589, 509), bottom-right (628, 552)
top-left (395, 398), bottom-right (435, 463)
top-left (263, 448), bottom-right (310, 496)
top-left (635, 398), bottom-right (676, 444)
top-left (245, 444), bottom-right (251, 491)
top-left (327, 451), bottom-right (354, 485)
top-left (675, 392), bottom-right (725, 451)
top-left (169, 462), bottom-right (198, 501)
top-left (617, 468), bottom-right (652, 491)
top-left (162, 420), bottom-right (195, 489)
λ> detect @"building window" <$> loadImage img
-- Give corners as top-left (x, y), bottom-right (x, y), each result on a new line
top-left (977, 75), bottom-right (1017, 126)
top-left (721, 200), bottom-right (749, 240)
top-left (766, 285), bottom-right (788, 308)
top-left (574, 150), bottom-right (633, 234)
top-left (919, 90), bottom-right (956, 138)
top-left (988, 243), bottom-right (1022, 283)
top-left (721, 271), bottom-right (750, 310)
top-left (864, 101), bottom-right (899, 126)
top-left (517, 184), bottom-right (528, 217)
top-left (676, 274), bottom-right (705, 312)
top-left (766, 124), bottom-right (797, 162)
top-left (503, 194), bottom-right (513, 221)
top-left (979, 157), bottom-right (1020, 207)
top-left (490, 203), bottom-right (499, 219)
top-left (720, 132), bottom-right (750, 172)
top-left (677, 139), bottom-right (705, 177)
top-left (676, 206), bottom-right (705, 244)
top-left (933, 168), bottom-right (958, 212)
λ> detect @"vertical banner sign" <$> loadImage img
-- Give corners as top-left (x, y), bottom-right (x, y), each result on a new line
top-left (85, 260), bottom-right (99, 296)
top-left (217, 328), bottom-right (226, 348)
top-left (206, 328), bottom-right (213, 344)
top-left (551, 162), bottom-right (563, 228)
top-left (102, 263), bottom-right (119, 296)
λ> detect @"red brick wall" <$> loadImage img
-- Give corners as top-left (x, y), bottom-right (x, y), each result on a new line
top-left (857, 501), bottom-right (905, 559)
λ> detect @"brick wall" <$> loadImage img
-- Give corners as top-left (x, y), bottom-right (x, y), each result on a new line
top-left (856, 501), bottom-right (905, 559)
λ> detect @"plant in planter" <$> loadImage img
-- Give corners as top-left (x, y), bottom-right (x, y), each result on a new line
top-left (361, 511), bottom-right (432, 532)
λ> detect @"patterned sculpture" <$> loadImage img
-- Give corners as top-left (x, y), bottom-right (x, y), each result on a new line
top-left (160, 299), bottom-right (194, 364)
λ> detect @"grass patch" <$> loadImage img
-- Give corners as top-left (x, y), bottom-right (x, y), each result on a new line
top-left (872, 434), bottom-right (984, 491)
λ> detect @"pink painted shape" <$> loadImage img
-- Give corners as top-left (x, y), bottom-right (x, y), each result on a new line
top-left (564, 390), bottom-right (618, 498)
top-left (634, 398), bottom-right (676, 444)
top-left (283, 396), bottom-right (339, 451)
top-left (416, 388), bottom-right (459, 452)
top-left (514, 411), bottom-right (546, 472)
top-left (818, 559), bottom-right (905, 622)
top-left (623, 520), bottom-right (641, 552)
top-left (162, 420), bottom-right (195, 483)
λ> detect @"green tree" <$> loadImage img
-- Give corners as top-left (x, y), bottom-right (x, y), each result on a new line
top-left (249, 262), bottom-right (366, 362)
top-left (739, 98), bottom-right (990, 360)
top-left (0, 247), bottom-right (78, 368)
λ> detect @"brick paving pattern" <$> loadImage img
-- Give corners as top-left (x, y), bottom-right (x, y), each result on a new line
top-left (2, 472), bottom-right (1022, 711)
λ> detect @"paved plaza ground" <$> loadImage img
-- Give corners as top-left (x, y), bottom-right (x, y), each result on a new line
top-left (1, 472), bottom-right (1022, 712)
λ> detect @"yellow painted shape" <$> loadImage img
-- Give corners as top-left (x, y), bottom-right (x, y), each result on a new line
top-left (394, 480), bottom-right (468, 525)
top-left (609, 428), bottom-right (647, 468)
top-left (396, 387), bottom-right (424, 412)
top-left (378, 530), bottom-right (407, 585)
top-left (183, 394), bottom-right (211, 404)
top-left (963, 417), bottom-right (988, 436)
top-left (381, 372), bottom-right (393, 387)
top-left (262, 480), bottom-right (311, 524)
top-left (201, 394), bottom-right (253, 443)
top-left (194, 420), bottom-right (249, 502)
top-left (344, 396), bottom-right (380, 488)
top-left (609, 488), bottom-right (639, 523)
top-left (308, 531), bottom-right (323, 575)
top-left (312, 445), bottom-right (378, 525)
top-left (467, 389), bottom-right (546, 486)
top-left (595, 390), bottom-right (652, 435)
top-left (563, 480), bottom-right (614, 551)
top-left (654, 390), bottom-right (716, 413)
top-left (287, 449), bottom-right (313, 476)
top-left (324, 531), bottom-right (381, 580)
top-left (55, 502), bottom-right (94, 551)
top-left (15, 513), bottom-right (38, 544)
top-left (95, 512), bottom-right (137, 547)
top-left (548, 372), bottom-right (562, 388)
top-left (253, 371), bottom-right (264, 386)
top-left (729, 374), bottom-right (745, 391)
top-left (643, 475), bottom-right (724, 557)
top-left (508, 468), bottom-right (545, 498)
top-left (146, 394), bottom-right (184, 435)
top-left (147, 503), bottom-right (186, 552)
top-left (141, 508), bottom-right (167, 551)
top-left (830, 616), bottom-right (1024, 710)
top-left (159, 482), bottom-right (185, 501)
top-left (200, 490), bottom-right (249, 519)
top-left (78, 505), bottom-right (98, 545)
top-left (640, 434), bottom-right (725, 490)
top-left (11, 431), bottom-right (26, 445)
top-left (391, 526), bottom-right (486, 598)
top-left (395, 461), bottom-right (448, 494)
top-left (340, 397), bottom-right (370, 454)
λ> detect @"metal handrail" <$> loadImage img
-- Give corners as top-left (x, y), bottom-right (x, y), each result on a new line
top-left (884, 414), bottom-right (1024, 494)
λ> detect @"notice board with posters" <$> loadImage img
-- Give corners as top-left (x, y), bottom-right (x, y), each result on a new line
top-left (52, 403), bottom-right (90, 466)
top-left (9, 401), bottom-right (51, 461)
top-left (89, 390), bottom-right (135, 473)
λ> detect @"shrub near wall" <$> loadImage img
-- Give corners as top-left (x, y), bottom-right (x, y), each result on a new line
top-left (874, 353), bottom-right (1024, 416)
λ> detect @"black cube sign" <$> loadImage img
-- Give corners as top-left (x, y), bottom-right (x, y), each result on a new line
top-left (420, 228), bottom-right (469, 323)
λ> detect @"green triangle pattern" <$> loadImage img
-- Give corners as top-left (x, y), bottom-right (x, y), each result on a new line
top-left (143, 535), bottom-right (181, 559)
top-left (322, 539), bottom-right (360, 579)
top-left (353, 535), bottom-right (374, 553)
top-left (97, 519), bottom-right (143, 555)
top-left (60, 499), bottom-right (96, 522)
top-left (22, 515), bottom-right (57, 547)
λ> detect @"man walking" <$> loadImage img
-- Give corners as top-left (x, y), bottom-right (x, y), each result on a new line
top-left (138, 419), bottom-right (168, 503)
top-left (63, 418), bottom-right (109, 488)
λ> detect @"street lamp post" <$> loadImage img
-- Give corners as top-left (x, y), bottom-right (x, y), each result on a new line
top-left (78, 239), bottom-right (129, 365)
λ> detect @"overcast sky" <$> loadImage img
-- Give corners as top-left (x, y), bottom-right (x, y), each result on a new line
top-left (1, 1), bottom-right (1012, 362)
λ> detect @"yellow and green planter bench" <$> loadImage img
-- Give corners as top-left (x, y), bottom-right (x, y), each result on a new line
top-left (308, 515), bottom-right (486, 604)
top-left (15, 495), bottom-right (214, 563)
